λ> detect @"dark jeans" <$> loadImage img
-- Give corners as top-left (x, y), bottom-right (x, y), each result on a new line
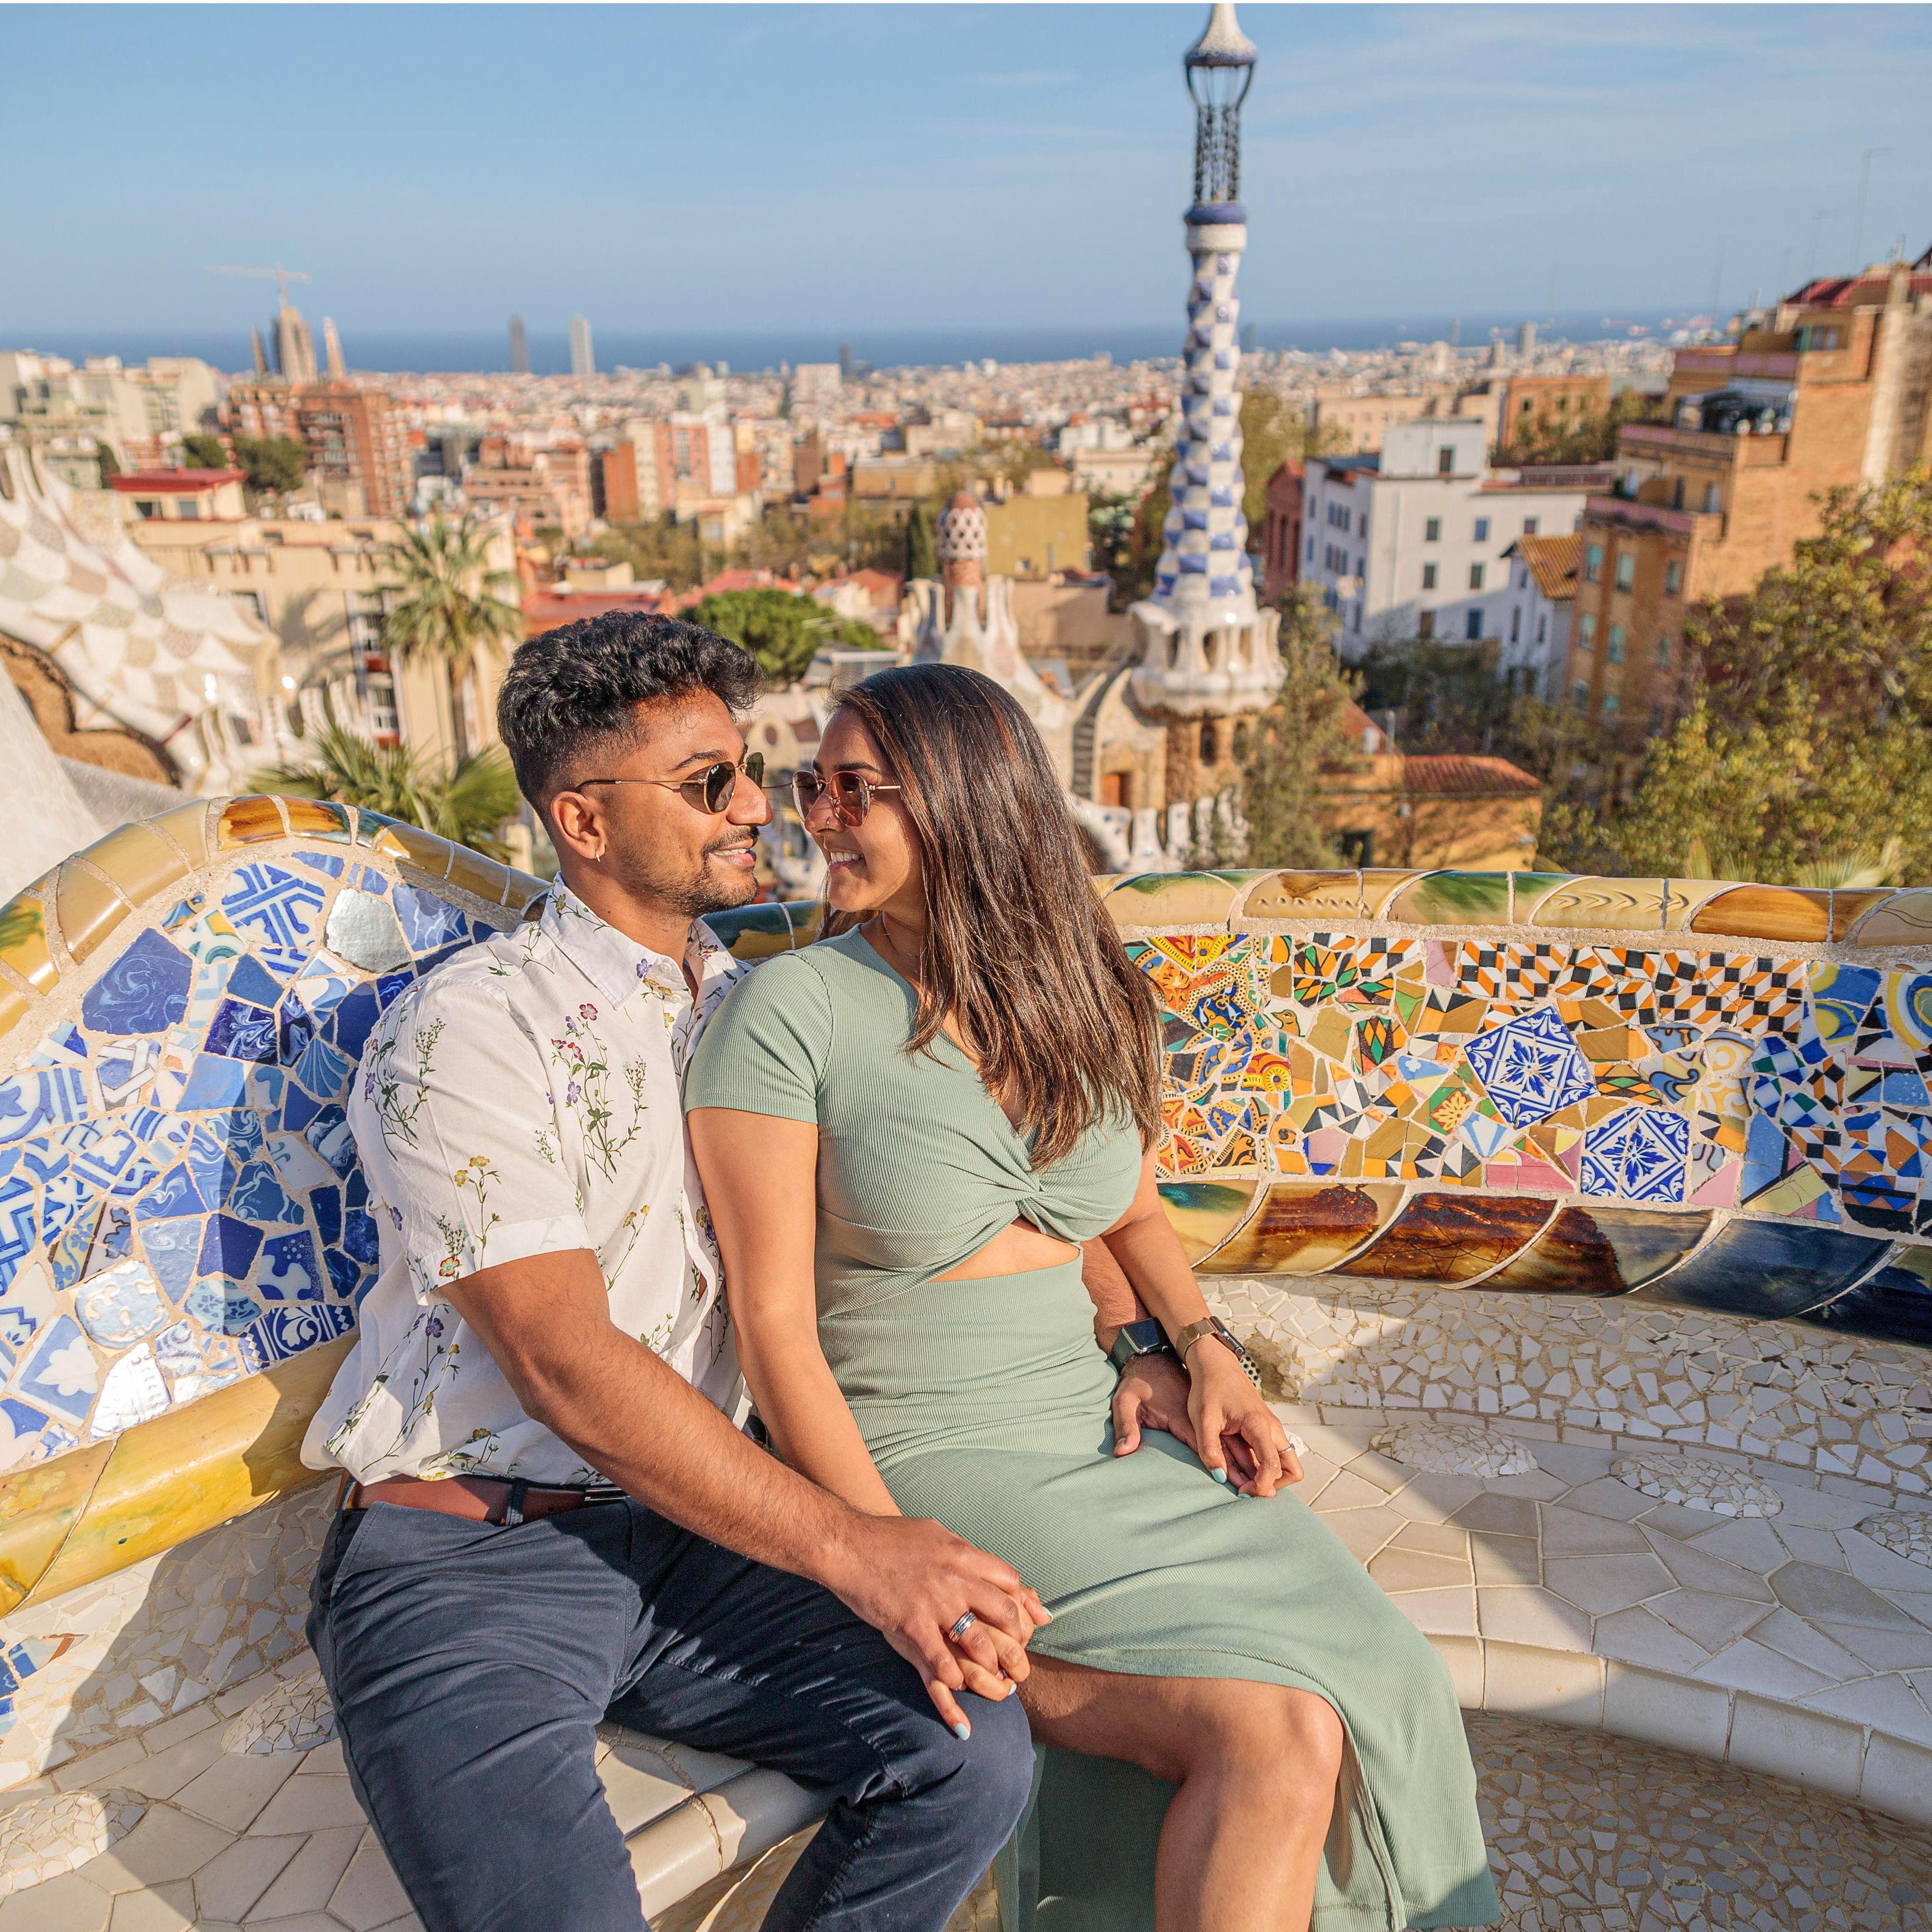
top-left (306, 1498), bottom-right (1034, 1932)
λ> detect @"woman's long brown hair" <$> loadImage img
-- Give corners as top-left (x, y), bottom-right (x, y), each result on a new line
top-left (828, 663), bottom-right (1160, 1165)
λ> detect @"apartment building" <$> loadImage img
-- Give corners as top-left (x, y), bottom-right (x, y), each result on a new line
top-left (462, 438), bottom-right (594, 541)
top-left (1260, 458), bottom-right (1303, 599)
top-left (1497, 532), bottom-right (1579, 696)
top-left (1569, 257), bottom-right (1932, 731)
top-left (1301, 419), bottom-right (1606, 657)
top-left (1497, 373), bottom-right (1613, 452)
top-left (0, 353), bottom-right (222, 471)
top-left (226, 380), bottom-right (413, 517)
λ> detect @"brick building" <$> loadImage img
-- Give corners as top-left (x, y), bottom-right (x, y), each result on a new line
top-left (1260, 458), bottom-right (1303, 599)
top-left (225, 381), bottom-right (413, 517)
top-left (1568, 259), bottom-right (1932, 732)
top-left (1497, 373), bottom-right (1614, 454)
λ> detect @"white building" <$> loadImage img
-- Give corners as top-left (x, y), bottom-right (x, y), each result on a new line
top-left (569, 315), bottom-right (595, 378)
top-left (1497, 532), bottom-right (1580, 698)
top-left (1301, 419), bottom-right (1610, 657)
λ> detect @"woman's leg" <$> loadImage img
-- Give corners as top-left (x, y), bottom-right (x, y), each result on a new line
top-left (1019, 1653), bottom-right (1344, 1932)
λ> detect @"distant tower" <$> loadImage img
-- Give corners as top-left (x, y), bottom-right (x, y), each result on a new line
top-left (323, 317), bottom-right (346, 379)
top-left (1516, 318), bottom-right (1538, 359)
top-left (569, 315), bottom-right (595, 378)
top-left (1129, 3), bottom-right (1282, 813)
top-left (508, 315), bottom-right (530, 376)
top-left (250, 326), bottom-right (269, 378)
top-left (276, 299), bottom-right (317, 386)
top-left (839, 341), bottom-right (855, 382)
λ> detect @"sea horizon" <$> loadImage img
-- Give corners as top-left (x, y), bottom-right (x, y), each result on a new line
top-left (3, 310), bottom-right (1696, 379)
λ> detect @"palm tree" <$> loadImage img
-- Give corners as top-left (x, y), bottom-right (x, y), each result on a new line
top-left (379, 512), bottom-right (522, 759)
top-left (255, 727), bottom-right (524, 861)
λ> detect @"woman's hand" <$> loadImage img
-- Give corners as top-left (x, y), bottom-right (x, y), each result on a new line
top-left (1111, 1351), bottom-right (1200, 1457)
top-left (1184, 1339), bottom-right (1302, 1498)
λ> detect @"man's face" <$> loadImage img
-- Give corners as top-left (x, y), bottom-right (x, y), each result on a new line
top-left (550, 690), bottom-right (773, 923)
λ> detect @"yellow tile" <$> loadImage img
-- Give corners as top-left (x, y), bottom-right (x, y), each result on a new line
top-left (446, 845), bottom-right (514, 905)
top-left (75, 821), bottom-right (191, 909)
top-left (0, 985), bottom-right (29, 1042)
top-left (1660, 878), bottom-right (1743, 930)
top-left (26, 1336), bottom-right (352, 1606)
top-left (1687, 884), bottom-right (1831, 944)
top-left (368, 819), bottom-right (455, 879)
top-left (52, 862), bottom-right (131, 965)
top-left (280, 798), bottom-right (355, 842)
top-left (1156, 1180), bottom-right (1262, 1264)
top-left (145, 798), bottom-right (212, 867)
top-left (1847, 889), bottom-right (1932, 949)
top-left (1360, 870), bottom-right (1424, 916)
top-left (215, 795), bottom-right (288, 847)
top-left (0, 1440), bottom-right (114, 1615)
top-left (1530, 877), bottom-right (1669, 932)
top-left (1238, 871), bottom-right (1364, 922)
top-left (1100, 872), bottom-right (1241, 930)
top-left (0, 887), bottom-right (59, 993)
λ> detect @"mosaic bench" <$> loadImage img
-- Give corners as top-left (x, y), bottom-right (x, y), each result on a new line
top-left (3, 812), bottom-right (1932, 1909)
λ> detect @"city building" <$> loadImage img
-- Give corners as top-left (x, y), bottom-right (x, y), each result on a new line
top-left (790, 364), bottom-right (842, 412)
top-left (1260, 457), bottom-right (1303, 599)
top-left (225, 379), bottom-right (413, 517)
top-left (1497, 372), bottom-right (1613, 452)
top-left (1497, 531), bottom-right (1579, 696)
top-left (461, 437), bottom-right (593, 541)
top-left (569, 315), bottom-right (595, 379)
top-left (0, 352), bottom-right (222, 472)
top-left (1569, 255), bottom-right (1932, 730)
top-left (273, 297), bottom-right (318, 386)
top-left (508, 316), bottom-right (530, 376)
top-left (983, 477), bottom-right (1089, 580)
top-left (112, 469), bottom-right (248, 522)
top-left (1301, 418), bottom-right (1610, 654)
top-left (322, 318), bottom-right (347, 380)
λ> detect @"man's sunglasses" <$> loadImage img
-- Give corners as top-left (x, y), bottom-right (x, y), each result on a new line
top-left (579, 752), bottom-right (765, 816)
top-left (791, 769), bottom-right (903, 827)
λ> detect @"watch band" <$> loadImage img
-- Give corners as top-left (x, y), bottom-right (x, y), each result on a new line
top-left (1174, 1317), bottom-right (1264, 1389)
top-left (1106, 1318), bottom-right (1176, 1375)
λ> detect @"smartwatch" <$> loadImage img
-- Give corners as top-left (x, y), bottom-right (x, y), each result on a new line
top-left (1173, 1317), bottom-right (1264, 1389)
top-left (1106, 1318), bottom-right (1178, 1377)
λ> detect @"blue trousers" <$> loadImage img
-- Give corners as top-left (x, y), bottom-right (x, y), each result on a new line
top-left (306, 1498), bottom-right (1034, 1932)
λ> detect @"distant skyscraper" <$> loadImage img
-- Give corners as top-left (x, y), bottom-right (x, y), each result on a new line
top-left (323, 318), bottom-right (346, 379)
top-left (839, 341), bottom-right (854, 381)
top-left (250, 326), bottom-right (269, 378)
top-left (569, 315), bottom-right (595, 378)
top-left (1241, 321), bottom-right (1258, 356)
top-left (508, 316), bottom-right (530, 375)
top-left (1517, 319), bottom-right (1538, 358)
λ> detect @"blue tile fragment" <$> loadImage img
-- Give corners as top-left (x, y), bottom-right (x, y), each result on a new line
top-left (206, 1000), bottom-right (278, 1063)
top-left (1636, 1219), bottom-right (1887, 1320)
top-left (197, 1213), bottom-right (263, 1280)
top-left (80, 929), bottom-right (193, 1036)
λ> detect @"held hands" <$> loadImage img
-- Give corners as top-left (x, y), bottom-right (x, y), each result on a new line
top-left (826, 1513), bottom-right (1051, 1739)
top-left (1184, 1337), bottom-right (1302, 1497)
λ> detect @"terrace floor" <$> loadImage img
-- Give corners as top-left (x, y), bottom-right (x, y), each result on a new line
top-left (6, 1407), bottom-right (1932, 1931)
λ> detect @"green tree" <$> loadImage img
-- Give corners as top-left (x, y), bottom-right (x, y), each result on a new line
top-left (179, 433), bottom-right (229, 470)
top-left (1236, 588), bottom-right (1363, 867)
top-left (1593, 463), bottom-right (1932, 883)
top-left (255, 728), bottom-right (524, 860)
top-left (690, 588), bottom-right (884, 685)
top-left (380, 512), bottom-right (523, 758)
top-left (93, 443), bottom-right (121, 486)
top-left (904, 500), bottom-right (937, 582)
top-left (232, 434), bottom-right (308, 498)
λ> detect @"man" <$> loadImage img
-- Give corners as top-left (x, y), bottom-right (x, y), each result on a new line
top-left (303, 613), bottom-right (1039, 1932)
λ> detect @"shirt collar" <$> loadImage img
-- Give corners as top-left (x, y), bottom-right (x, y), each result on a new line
top-left (541, 885), bottom-right (736, 1009)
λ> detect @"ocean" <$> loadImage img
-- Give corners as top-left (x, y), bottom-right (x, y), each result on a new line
top-left (10, 311), bottom-right (1686, 378)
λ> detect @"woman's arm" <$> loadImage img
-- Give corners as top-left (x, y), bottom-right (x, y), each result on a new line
top-left (1099, 1151), bottom-right (1300, 1497)
top-left (688, 1106), bottom-right (903, 1518)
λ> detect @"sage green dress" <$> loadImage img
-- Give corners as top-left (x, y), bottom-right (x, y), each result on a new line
top-left (685, 931), bottom-right (1498, 1931)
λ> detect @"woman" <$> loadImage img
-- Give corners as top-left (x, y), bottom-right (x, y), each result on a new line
top-left (685, 665), bottom-right (1496, 1932)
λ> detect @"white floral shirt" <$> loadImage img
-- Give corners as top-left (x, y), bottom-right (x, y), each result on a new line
top-left (302, 886), bottom-right (743, 1485)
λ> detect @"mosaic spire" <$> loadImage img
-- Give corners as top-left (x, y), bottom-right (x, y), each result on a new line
top-left (1152, 3), bottom-right (1258, 618)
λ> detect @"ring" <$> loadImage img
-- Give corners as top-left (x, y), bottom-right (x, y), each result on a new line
top-left (948, 1612), bottom-right (977, 1643)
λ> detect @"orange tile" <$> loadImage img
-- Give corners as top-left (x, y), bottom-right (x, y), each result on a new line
top-left (280, 798), bottom-right (355, 843)
top-left (146, 799), bottom-right (212, 867)
top-left (368, 820), bottom-right (455, 879)
top-left (74, 822), bottom-right (191, 909)
top-left (53, 863), bottom-right (131, 965)
top-left (216, 796), bottom-right (288, 847)
top-left (1687, 884), bottom-right (1830, 944)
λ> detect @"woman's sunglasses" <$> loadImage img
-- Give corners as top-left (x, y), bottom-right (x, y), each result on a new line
top-left (791, 769), bottom-right (903, 827)
top-left (580, 752), bottom-right (765, 816)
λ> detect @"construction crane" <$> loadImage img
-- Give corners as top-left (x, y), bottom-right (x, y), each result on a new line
top-left (207, 264), bottom-right (311, 306)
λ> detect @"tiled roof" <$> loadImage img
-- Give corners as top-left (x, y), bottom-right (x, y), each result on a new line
top-left (1399, 754), bottom-right (1542, 798)
top-left (1515, 533), bottom-right (1581, 603)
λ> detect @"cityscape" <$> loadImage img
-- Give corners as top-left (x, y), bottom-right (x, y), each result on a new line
top-left (2, 5), bottom-right (1932, 1931)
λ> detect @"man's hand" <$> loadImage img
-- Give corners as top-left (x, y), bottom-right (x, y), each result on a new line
top-left (823, 1514), bottom-right (1052, 1737)
top-left (1111, 1350), bottom-right (1200, 1457)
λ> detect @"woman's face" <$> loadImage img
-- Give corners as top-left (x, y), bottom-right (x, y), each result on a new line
top-left (803, 710), bottom-right (924, 921)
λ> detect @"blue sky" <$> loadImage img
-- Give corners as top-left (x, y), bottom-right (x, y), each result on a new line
top-left (9, 4), bottom-right (1930, 339)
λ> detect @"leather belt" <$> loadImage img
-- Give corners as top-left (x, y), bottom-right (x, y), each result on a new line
top-left (348, 1473), bottom-right (600, 1526)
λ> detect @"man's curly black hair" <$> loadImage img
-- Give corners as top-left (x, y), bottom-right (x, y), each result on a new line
top-left (495, 611), bottom-right (760, 813)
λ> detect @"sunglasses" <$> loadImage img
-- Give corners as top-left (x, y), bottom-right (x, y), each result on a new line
top-left (580, 752), bottom-right (765, 816)
top-left (791, 769), bottom-right (904, 826)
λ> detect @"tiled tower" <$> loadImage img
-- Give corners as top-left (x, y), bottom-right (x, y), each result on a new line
top-left (1129, 2), bottom-right (1283, 815)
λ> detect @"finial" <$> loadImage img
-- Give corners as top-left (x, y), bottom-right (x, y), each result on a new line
top-left (1184, 3), bottom-right (1257, 70)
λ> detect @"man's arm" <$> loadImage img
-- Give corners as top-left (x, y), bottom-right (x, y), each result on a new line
top-left (446, 1251), bottom-right (1035, 1735)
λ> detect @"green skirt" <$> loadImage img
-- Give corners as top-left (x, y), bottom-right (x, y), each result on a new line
top-left (820, 1259), bottom-right (1499, 1932)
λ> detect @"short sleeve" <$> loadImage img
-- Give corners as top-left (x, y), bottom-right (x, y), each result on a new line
top-left (347, 970), bottom-right (590, 1302)
top-left (684, 953), bottom-right (832, 1124)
